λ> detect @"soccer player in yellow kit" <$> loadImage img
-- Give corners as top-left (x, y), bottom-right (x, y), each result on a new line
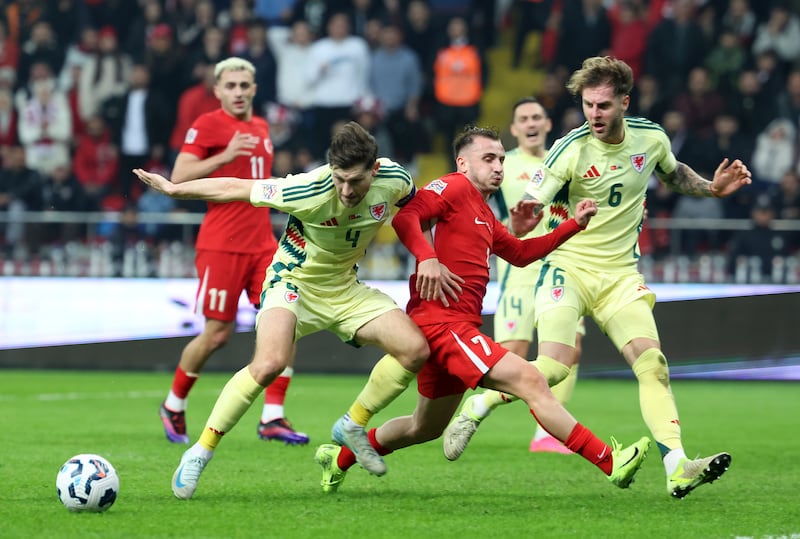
top-left (134, 122), bottom-right (445, 499)
top-left (445, 57), bottom-right (752, 499)
top-left (446, 97), bottom-right (584, 456)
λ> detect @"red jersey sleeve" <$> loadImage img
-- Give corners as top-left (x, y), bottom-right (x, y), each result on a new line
top-left (391, 188), bottom-right (445, 262)
top-left (493, 218), bottom-right (582, 266)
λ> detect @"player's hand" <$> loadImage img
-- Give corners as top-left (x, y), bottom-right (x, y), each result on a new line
top-left (415, 258), bottom-right (450, 306)
top-left (132, 168), bottom-right (175, 196)
top-left (574, 199), bottom-right (598, 228)
top-left (222, 131), bottom-right (258, 163)
top-left (710, 158), bottom-right (752, 198)
top-left (438, 263), bottom-right (464, 307)
top-left (509, 199), bottom-right (544, 237)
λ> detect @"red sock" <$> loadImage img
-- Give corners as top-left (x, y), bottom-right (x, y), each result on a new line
top-left (171, 366), bottom-right (198, 399)
top-left (265, 374), bottom-right (290, 404)
top-left (564, 423), bottom-right (613, 475)
top-left (337, 428), bottom-right (392, 471)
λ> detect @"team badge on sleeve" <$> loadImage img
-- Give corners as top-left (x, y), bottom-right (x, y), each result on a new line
top-left (425, 179), bottom-right (448, 195)
top-left (550, 286), bottom-right (564, 302)
top-left (284, 290), bottom-right (299, 303)
top-left (631, 153), bottom-right (647, 173)
top-left (369, 203), bottom-right (388, 220)
top-left (184, 128), bottom-right (198, 144)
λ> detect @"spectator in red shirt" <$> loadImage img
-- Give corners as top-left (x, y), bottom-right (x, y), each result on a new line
top-left (72, 113), bottom-right (119, 210)
top-left (169, 63), bottom-right (219, 164)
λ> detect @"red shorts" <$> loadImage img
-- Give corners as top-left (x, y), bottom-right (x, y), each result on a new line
top-left (194, 249), bottom-right (274, 322)
top-left (416, 321), bottom-right (509, 399)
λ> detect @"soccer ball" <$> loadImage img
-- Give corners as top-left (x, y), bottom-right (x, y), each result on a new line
top-left (56, 454), bottom-right (119, 512)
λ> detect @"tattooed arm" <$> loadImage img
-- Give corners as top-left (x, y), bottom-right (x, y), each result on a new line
top-left (657, 159), bottom-right (752, 198)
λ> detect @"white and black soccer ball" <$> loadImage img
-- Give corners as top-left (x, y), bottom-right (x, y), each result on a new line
top-left (56, 454), bottom-right (119, 512)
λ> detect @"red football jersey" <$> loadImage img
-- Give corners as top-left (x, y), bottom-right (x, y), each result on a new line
top-left (393, 172), bottom-right (581, 326)
top-left (180, 108), bottom-right (277, 253)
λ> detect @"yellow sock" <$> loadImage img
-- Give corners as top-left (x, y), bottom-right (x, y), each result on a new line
top-left (531, 354), bottom-right (571, 386)
top-left (199, 367), bottom-right (265, 451)
top-left (632, 348), bottom-right (681, 452)
top-left (480, 389), bottom-right (515, 409)
top-left (348, 354), bottom-right (415, 426)
top-left (550, 364), bottom-right (578, 403)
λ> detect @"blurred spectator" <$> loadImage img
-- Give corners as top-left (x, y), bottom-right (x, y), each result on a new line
top-left (432, 16), bottom-right (483, 158)
top-left (645, 0), bottom-right (708, 102)
top-left (265, 102), bottom-right (301, 151)
top-left (671, 193), bottom-right (725, 256)
top-left (753, 48), bottom-right (786, 101)
top-left (305, 11), bottom-right (370, 158)
top-left (58, 27), bottom-right (98, 124)
top-left (107, 203), bottom-right (153, 277)
top-left (727, 194), bottom-right (791, 282)
top-left (362, 17), bottom-right (384, 51)
top-left (253, 0), bottom-right (297, 27)
top-left (17, 20), bottom-right (64, 87)
top-left (44, 0), bottom-right (89, 48)
top-left (661, 109), bottom-right (701, 166)
top-left (124, 0), bottom-right (171, 59)
top-left (775, 170), bottom-right (800, 221)
top-left (347, 0), bottom-right (388, 38)
top-left (241, 18), bottom-right (278, 112)
top-left (721, 0), bottom-right (757, 48)
top-left (3, 0), bottom-right (46, 45)
top-left (403, 0), bottom-right (437, 118)
top-left (351, 95), bottom-right (394, 157)
top-left (221, 0), bottom-right (252, 56)
top-left (510, 0), bottom-right (553, 69)
top-left (726, 68), bottom-right (777, 147)
top-left (555, 0), bottom-right (611, 75)
top-left (777, 69), bottom-right (800, 134)
top-left (84, 0), bottom-right (140, 48)
top-left (0, 145), bottom-right (44, 255)
top-left (629, 73), bottom-right (668, 125)
top-left (369, 23), bottom-right (424, 164)
top-left (704, 28), bottom-right (746, 96)
top-left (751, 117), bottom-right (796, 187)
top-left (72, 114), bottom-right (119, 210)
top-left (78, 26), bottom-right (131, 125)
top-left (141, 23), bottom-right (184, 120)
top-left (536, 69), bottom-right (573, 144)
top-left (607, 0), bottom-right (649, 79)
top-left (645, 178), bottom-right (678, 259)
top-left (183, 26), bottom-right (227, 87)
top-left (102, 64), bottom-right (171, 199)
top-left (0, 88), bottom-right (18, 152)
top-left (0, 18), bottom-right (20, 70)
top-left (40, 160), bottom-right (88, 245)
top-left (751, 1), bottom-right (800, 74)
top-left (174, 0), bottom-right (218, 53)
top-left (268, 19), bottom-right (314, 112)
top-left (137, 146), bottom-right (178, 240)
top-left (290, 0), bottom-right (330, 37)
top-left (697, 113), bottom-right (752, 181)
top-left (16, 63), bottom-right (72, 176)
top-left (169, 63), bottom-right (219, 163)
top-left (672, 66), bottom-right (726, 138)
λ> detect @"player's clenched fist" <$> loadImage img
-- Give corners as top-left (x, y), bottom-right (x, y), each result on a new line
top-left (575, 199), bottom-right (598, 229)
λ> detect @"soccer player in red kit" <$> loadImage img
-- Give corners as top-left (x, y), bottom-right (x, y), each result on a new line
top-left (313, 126), bottom-right (651, 492)
top-left (159, 57), bottom-right (308, 446)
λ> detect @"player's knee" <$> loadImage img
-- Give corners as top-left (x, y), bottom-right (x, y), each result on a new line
top-left (396, 334), bottom-right (429, 372)
top-left (249, 355), bottom-right (289, 385)
top-left (632, 348), bottom-right (670, 386)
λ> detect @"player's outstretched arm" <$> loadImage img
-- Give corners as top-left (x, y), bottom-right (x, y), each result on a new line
top-left (132, 168), bottom-right (255, 202)
top-left (658, 159), bottom-right (752, 198)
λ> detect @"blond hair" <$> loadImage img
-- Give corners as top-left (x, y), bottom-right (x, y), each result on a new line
top-left (214, 57), bottom-right (256, 80)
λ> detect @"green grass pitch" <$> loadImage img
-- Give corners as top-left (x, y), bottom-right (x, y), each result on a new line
top-left (1, 369), bottom-right (798, 539)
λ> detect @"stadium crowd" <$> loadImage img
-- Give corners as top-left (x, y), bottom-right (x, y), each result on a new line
top-left (0, 0), bottom-right (799, 281)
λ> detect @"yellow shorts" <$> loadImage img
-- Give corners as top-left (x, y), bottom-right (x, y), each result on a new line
top-left (494, 284), bottom-right (587, 344)
top-left (534, 262), bottom-right (656, 349)
top-left (258, 278), bottom-right (400, 345)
